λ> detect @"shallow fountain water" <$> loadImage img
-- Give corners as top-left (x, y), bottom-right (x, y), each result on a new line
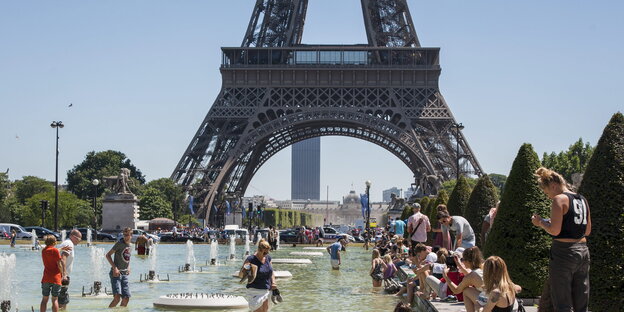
top-left (0, 253), bottom-right (16, 312)
top-left (86, 228), bottom-right (92, 246)
top-left (0, 242), bottom-right (402, 311)
top-left (82, 247), bottom-right (110, 297)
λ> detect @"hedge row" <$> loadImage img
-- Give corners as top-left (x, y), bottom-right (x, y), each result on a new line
top-left (261, 208), bottom-right (323, 228)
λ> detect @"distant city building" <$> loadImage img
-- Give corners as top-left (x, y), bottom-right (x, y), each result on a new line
top-left (382, 187), bottom-right (402, 202)
top-left (291, 138), bottom-right (321, 200)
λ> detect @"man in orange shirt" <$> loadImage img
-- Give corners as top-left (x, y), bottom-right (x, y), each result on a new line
top-left (41, 234), bottom-right (65, 312)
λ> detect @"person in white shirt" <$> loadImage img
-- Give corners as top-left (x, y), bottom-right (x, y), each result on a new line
top-left (57, 229), bottom-right (82, 309)
top-left (407, 204), bottom-right (431, 245)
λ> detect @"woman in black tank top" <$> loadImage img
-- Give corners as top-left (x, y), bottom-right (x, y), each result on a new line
top-left (532, 167), bottom-right (591, 312)
top-left (482, 256), bottom-right (521, 312)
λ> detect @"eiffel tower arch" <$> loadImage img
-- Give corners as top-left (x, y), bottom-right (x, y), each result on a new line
top-left (171, 0), bottom-right (484, 223)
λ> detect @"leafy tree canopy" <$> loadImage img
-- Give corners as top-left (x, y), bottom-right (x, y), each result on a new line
top-left (441, 177), bottom-right (477, 195)
top-left (139, 187), bottom-right (173, 220)
top-left (67, 150), bottom-right (145, 200)
top-left (18, 190), bottom-right (92, 228)
top-left (488, 173), bottom-right (507, 197)
top-left (14, 176), bottom-right (53, 204)
top-left (144, 178), bottom-right (186, 220)
top-left (542, 138), bottom-right (594, 183)
top-left (578, 112), bottom-right (624, 311)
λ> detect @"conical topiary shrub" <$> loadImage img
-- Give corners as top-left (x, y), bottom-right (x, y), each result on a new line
top-left (399, 204), bottom-right (412, 221)
top-left (420, 196), bottom-right (430, 215)
top-left (465, 175), bottom-right (499, 247)
top-left (483, 143), bottom-right (551, 297)
top-left (578, 112), bottom-right (624, 311)
top-left (447, 175), bottom-right (472, 216)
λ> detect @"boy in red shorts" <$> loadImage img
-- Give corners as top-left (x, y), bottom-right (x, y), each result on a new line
top-left (40, 234), bottom-right (65, 312)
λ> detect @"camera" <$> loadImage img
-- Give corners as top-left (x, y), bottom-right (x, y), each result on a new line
top-left (445, 255), bottom-right (458, 270)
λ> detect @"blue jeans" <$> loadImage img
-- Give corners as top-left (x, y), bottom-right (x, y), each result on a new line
top-left (109, 271), bottom-right (131, 298)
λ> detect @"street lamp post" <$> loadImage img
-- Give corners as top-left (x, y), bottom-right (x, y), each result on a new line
top-left (365, 180), bottom-right (372, 235)
top-left (453, 123), bottom-right (465, 180)
top-left (50, 121), bottom-right (64, 232)
top-left (92, 179), bottom-right (100, 231)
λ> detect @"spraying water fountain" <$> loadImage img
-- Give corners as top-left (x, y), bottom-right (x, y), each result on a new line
top-left (82, 247), bottom-right (112, 297)
top-left (140, 244), bottom-right (169, 282)
top-left (0, 253), bottom-right (16, 312)
top-left (86, 228), bottom-right (92, 246)
top-left (255, 232), bottom-right (261, 247)
top-left (61, 230), bottom-right (66, 242)
top-left (30, 230), bottom-right (39, 251)
top-left (179, 240), bottom-right (204, 272)
top-left (276, 232), bottom-right (280, 251)
top-left (208, 239), bottom-right (219, 265)
top-left (244, 234), bottom-right (250, 257)
top-left (228, 235), bottom-right (236, 260)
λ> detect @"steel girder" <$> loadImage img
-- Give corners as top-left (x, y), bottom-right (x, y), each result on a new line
top-left (242, 0), bottom-right (308, 48)
top-left (172, 83), bottom-right (483, 219)
top-left (361, 0), bottom-right (420, 47)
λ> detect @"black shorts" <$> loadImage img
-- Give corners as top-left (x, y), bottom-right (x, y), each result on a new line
top-left (58, 286), bottom-right (70, 304)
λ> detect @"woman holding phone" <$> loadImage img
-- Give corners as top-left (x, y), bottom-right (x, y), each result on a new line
top-left (532, 167), bottom-right (591, 312)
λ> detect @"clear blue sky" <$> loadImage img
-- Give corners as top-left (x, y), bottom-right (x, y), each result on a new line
top-left (1, 1), bottom-right (622, 202)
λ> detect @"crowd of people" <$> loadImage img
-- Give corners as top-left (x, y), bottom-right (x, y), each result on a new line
top-left (376, 167), bottom-right (592, 312)
top-left (31, 166), bottom-right (591, 312)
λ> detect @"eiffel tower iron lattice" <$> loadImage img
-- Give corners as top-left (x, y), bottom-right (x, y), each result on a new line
top-left (171, 0), bottom-right (484, 224)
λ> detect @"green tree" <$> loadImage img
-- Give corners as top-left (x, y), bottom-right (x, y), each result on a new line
top-left (542, 138), bottom-right (594, 182)
top-left (20, 191), bottom-right (92, 228)
top-left (66, 150), bottom-right (145, 200)
top-left (577, 113), bottom-right (624, 311)
top-left (447, 175), bottom-right (472, 216)
top-left (139, 187), bottom-right (173, 220)
top-left (14, 176), bottom-right (54, 204)
top-left (399, 204), bottom-right (412, 221)
top-left (488, 173), bottom-right (507, 197)
top-left (0, 172), bottom-right (11, 221)
top-left (144, 178), bottom-right (186, 220)
top-left (429, 190), bottom-right (449, 222)
top-left (464, 175), bottom-right (499, 247)
top-left (484, 143), bottom-right (551, 297)
top-left (441, 177), bottom-right (477, 195)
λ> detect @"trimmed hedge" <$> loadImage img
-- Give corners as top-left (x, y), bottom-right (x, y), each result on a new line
top-left (447, 175), bottom-right (472, 216)
top-left (578, 113), bottom-right (624, 311)
top-left (431, 189), bottom-right (449, 221)
top-left (400, 204), bottom-right (412, 221)
top-left (483, 143), bottom-right (551, 297)
top-left (465, 175), bottom-right (499, 247)
top-left (261, 208), bottom-right (322, 228)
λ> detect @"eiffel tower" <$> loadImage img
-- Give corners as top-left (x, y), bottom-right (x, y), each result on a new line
top-left (171, 0), bottom-right (483, 224)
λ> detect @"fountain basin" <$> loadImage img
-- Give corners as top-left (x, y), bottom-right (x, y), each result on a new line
top-left (153, 293), bottom-right (247, 309)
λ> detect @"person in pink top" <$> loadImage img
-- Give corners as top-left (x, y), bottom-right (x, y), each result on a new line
top-left (407, 203), bottom-right (431, 245)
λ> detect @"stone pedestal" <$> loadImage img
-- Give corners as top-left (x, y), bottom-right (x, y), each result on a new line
top-left (101, 193), bottom-right (139, 231)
